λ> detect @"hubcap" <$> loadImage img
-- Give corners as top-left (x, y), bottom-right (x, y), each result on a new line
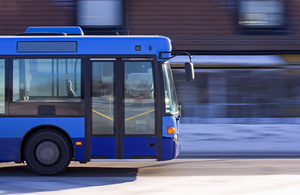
top-left (35, 141), bottom-right (60, 165)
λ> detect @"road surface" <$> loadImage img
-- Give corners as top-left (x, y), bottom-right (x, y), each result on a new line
top-left (1, 158), bottom-right (300, 194)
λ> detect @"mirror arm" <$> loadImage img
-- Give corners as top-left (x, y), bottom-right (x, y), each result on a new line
top-left (186, 52), bottom-right (193, 63)
top-left (159, 51), bottom-right (193, 63)
top-left (159, 51), bottom-right (195, 82)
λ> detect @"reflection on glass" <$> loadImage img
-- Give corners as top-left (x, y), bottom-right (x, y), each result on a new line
top-left (162, 62), bottom-right (178, 114)
top-left (13, 59), bottom-right (81, 102)
top-left (92, 61), bottom-right (114, 134)
top-left (0, 60), bottom-right (5, 113)
top-left (124, 61), bottom-right (155, 135)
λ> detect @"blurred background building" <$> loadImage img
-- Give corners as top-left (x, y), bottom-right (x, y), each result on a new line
top-left (1, 0), bottom-right (300, 123)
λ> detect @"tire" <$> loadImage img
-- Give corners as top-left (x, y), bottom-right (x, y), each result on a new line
top-left (24, 130), bottom-right (72, 175)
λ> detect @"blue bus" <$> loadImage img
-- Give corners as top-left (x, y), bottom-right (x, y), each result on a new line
top-left (0, 26), bottom-right (194, 175)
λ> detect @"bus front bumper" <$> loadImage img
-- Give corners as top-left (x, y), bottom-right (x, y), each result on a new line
top-left (161, 137), bottom-right (180, 161)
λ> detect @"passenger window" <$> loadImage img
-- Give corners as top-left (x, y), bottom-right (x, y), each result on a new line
top-left (13, 59), bottom-right (81, 102)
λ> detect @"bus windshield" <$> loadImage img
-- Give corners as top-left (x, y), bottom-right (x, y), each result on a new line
top-left (162, 61), bottom-right (179, 114)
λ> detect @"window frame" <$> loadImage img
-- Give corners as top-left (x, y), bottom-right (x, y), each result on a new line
top-left (8, 56), bottom-right (85, 116)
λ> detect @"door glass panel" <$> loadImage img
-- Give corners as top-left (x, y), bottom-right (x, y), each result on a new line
top-left (0, 60), bottom-right (5, 113)
top-left (92, 61), bottom-right (114, 134)
top-left (124, 61), bottom-right (155, 135)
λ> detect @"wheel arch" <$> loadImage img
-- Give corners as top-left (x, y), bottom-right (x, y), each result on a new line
top-left (20, 125), bottom-right (74, 162)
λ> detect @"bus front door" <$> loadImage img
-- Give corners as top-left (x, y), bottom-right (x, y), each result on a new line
top-left (91, 59), bottom-right (158, 160)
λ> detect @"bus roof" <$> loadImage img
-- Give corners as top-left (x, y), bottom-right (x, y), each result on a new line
top-left (0, 34), bottom-right (171, 60)
top-left (25, 26), bottom-right (85, 35)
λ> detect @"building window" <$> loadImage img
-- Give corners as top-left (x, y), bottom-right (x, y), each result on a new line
top-left (238, 0), bottom-right (285, 34)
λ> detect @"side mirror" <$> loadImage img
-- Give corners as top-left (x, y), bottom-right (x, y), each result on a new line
top-left (185, 62), bottom-right (195, 82)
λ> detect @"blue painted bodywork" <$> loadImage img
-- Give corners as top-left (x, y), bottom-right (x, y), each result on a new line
top-left (161, 138), bottom-right (180, 161)
top-left (0, 117), bottom-right (85, 162)
top-left (123, 137), bottom-right (157, 159)
top-left (0, 138), bottom-right (21, 162)
top-left (72, 138), bottom-right (85, 161)
top-left (0, 35), bottom-right (171, 60)
top-left (161, 116), bottom-right (181, 160)
top-left (26, 26), bottom-right (84, 35)
top-left (0, 118), bottom-right (85, 138)
top-left (90, 137), bottom-right (116, 159)
top-left (162, 116), bottom-right (179, 138)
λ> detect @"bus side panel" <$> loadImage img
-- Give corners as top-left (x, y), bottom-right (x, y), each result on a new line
top-left (0, 138), bottom-right (21, 162)
top-left (0, 118), bottom-right (85, 162)
top-left (90, 137), bottom-right (116, 159)
top-left (0, 118), bottom-right (85, 138)
top-left (72, 138), bottom-right (85, 161)
top-left (161, 138), bottom-right (180, 161)
top-left (123, 137), bottom-right (157, 159)
top-left (162, 116), bottom-right (178, 137)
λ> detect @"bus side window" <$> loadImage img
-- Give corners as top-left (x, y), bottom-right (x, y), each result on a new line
top-left (13, 58), bottom-right (81, 102)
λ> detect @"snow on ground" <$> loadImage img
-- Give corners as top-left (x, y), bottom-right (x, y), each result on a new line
top-left (179, 118), bottom-right (300, 157)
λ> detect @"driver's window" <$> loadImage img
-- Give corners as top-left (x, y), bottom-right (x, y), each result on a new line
top-left (124, 61), bottom-right (155, 135)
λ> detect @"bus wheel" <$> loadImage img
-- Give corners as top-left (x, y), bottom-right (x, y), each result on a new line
top-left (24, 130), bottom-right (72, 175)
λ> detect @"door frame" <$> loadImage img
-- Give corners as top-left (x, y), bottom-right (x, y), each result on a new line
top-left (88, 56), bottom-right (163, 160)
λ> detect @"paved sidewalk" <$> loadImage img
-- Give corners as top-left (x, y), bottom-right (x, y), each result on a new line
top-left (179, 123), bottom-right (300, 157)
